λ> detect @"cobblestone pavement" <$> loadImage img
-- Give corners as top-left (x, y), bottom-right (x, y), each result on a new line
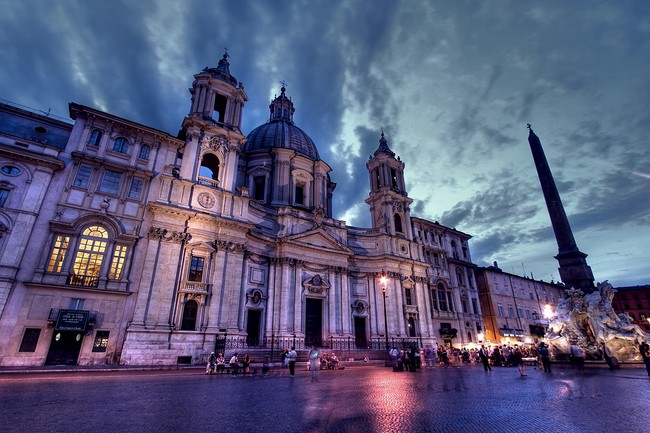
top-left (0, 363), bottom-right (648, 433)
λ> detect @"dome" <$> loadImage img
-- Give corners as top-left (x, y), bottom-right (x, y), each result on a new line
top-left (244, 121), bottom-right (320, 160)
top-left (243, 86), bottom-right (320, 160)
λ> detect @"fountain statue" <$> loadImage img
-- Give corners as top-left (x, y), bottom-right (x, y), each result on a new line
top-left (545, 280), bottom-right (650, 362)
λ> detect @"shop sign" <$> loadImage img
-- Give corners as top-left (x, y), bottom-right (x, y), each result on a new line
top-left (55, 309), bottom-right (89, 331)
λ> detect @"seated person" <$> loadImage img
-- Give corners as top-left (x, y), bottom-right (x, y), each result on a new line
top-left (216, 353), bottom-right (226, 373)
top-left (330, 352), bottom-right (339, 369)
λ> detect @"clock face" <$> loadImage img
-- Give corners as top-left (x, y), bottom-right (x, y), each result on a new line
top-left (198, 192), bottom-right (215, 209)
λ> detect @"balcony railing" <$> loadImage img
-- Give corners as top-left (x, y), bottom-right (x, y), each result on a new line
top-left (66, 274), bottom-right (99, 288)
top-left (197, 176), bottom-right (219, 188)
top-left (182, 281), bottom-right (209, 293)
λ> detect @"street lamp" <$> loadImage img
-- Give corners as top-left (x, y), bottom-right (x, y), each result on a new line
top-left (380, 275), bottom-right (389, 351)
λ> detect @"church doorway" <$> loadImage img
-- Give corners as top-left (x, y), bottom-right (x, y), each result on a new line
top-left (45, 331), bottom-right (83, 365)
top-left (354, 317), bottom-right (367, 348)
top-left (246, 310), bottom-right (261, 346)
top-left (305, 298), bottom-right (323, 347)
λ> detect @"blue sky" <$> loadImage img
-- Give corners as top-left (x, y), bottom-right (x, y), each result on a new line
top-left (0, 0), bottom-right (648, 286)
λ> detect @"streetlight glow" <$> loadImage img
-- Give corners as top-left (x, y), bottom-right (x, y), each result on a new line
top-left (542, 304), bottom-right (554, 320)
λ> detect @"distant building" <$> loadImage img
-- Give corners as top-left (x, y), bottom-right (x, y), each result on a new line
top-left (611, 285), bottom-right (650, 334)
top-left (0, 54), bottom-right (480, 366)
top-left (475, 262), bottom-right (565, 345)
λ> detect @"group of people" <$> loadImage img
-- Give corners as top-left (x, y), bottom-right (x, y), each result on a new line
top-left (206, 352), bottom-right (251, 375)
top-left (389, 346), bottom-right (422, 372)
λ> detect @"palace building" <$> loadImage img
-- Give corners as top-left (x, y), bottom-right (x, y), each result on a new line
top-left (0, 54), bottom-right (480, 366)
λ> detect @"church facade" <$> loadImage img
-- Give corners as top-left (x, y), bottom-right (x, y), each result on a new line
top-left (0, 54), bottom-right (480, 366)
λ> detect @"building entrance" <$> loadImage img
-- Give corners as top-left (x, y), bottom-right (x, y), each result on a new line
top-left (354, 317), bottom-right (367, 348)
top-left (246, 310), bottom-right (261, 345)
top-left (305, 298), bottom-right (323, 347)
top-left (45, 331), bottom-right (83, 365)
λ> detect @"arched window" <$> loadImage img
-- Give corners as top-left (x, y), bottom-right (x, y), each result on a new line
top-left (69, 226), bottom-right (108, 287)
top-left (394, 214), bottom-right (403, 233)
top-left (112, 137), bottom-right (129, 153)
top-left (88, 129), bottom-right (102, 146)
top-left (138, 145), bottom-right (151, 160)
top-left (199, 153), bottom-right (220, 185)
top-left (181, 300), bottom-right (198, 330)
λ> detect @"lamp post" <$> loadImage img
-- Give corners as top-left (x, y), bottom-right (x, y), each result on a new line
top-left (380, 275), bottom-right (389, 351)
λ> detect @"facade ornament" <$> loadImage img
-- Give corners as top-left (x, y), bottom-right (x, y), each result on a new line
top-left (147, 226), bottom-right (192, 244)
top-left (312, 205), bottom-right (325, 228)
top-left (246, 289), bottom-right (266, 307)
top-left (303, 274), bottom-right (330, 294)
top-left (351, 300), bottom-right (367, 315)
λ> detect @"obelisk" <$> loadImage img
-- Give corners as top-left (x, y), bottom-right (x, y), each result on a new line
top-left (527, 124), bottom-right (595, 293)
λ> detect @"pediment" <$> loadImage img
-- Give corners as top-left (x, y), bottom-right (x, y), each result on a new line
top-left (285, 229), bottom-right (353, 254)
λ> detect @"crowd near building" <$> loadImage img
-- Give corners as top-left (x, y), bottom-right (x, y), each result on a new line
top-left (0, 54), bottom-right (644, 367)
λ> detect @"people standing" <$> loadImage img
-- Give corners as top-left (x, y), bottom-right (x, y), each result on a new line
top-left (479, 345), bottom-right (492, 372)
top-left (569, 342), bottom-right (585, 374)
top-left (389, 346), bottom-right (400, 371)
top-left (538, 342), bottom-right (552, 373)
top-left (286, 346), bottom-right (298, 377)
top-left (639, 341), bottom-right (650, 378)
top-left (206, 351), bottom-right (217, 374)
top-left (308, 345), bottom-right (320, 382)
top-left (242, 353), bottom-right (251, 374)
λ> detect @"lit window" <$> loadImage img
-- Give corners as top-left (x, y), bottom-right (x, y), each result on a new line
top-left (112, 137), bottom-right (129, 153)
top-left (92, 331), bottom-right (110, 352)
top-left (73, 164), bottom-right (93, 188)
top-left (108, 245), bottom-right (128, 279)
top-left (47, 235), bottom-right (70, 272)
top-left (128, 178), bottom-right (144, 199)
top-left (69, 226), bottom-right (108, 286)
top-left (88, 129), bottom-right (102, 146)
top-left (138, 145), bottom-right (151, 160)
top-left (99, 169), bottom-right (122, 195)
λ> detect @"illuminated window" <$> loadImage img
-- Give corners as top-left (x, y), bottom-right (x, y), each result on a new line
top-left (69, 226), bottom-right (108, 287)
top-left (92, 331), bottom-right (110, 352)
top-left (47, 235), bottom-right (70, 272)
top-left (112, 137), bottom-right (129, 153)
top-left (108, 245), bottom-right (128, 279)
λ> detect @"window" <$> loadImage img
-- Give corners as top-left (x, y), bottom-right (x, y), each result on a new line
top-left (47, 235), bottom-right (70, 272)
top-left (188, 256), bottom-right (204, 282)
top-left (390, 168), bottom-right (398, 189)
top-left (456, 269), bottom-right (465, 285)
top-left (128, 178), bottom-right (144, 199)
top-left (88, 129), bottom-right (102, 146)
top-left (99, 169), bottom-right (122, 195)
top-left (112, 137), bottom-right (129, 153)
top-left (405, 287), bottom-right (413, 305)
top-left (437, 287), bottom-right (448, 311)
top-left (213, 94), bottom-right (227, 123)
top-left (198, 153), bottom-right (220, 185)
top-left (0, 188), bottom-right (9, 207)
top-left (429, 287), bottom-right (438, 310)
top-left (461, 298), bottom-right (469, 313)
top-left (526, 309), bottom-right (532, 320)
top-left (471, 298), bottom-right (479, 315)
top-left (517, 307), bottom-right (523, 318)
top-left (373, 168), bottom-right (380, 189)
top-left (180, 300), bottom-right (198, 330)
top-left (92, 331), bottom-right (110, 352)
top-left (69, 298), bottom-right (85, 310)
top-left (394, 214), bottom-right (403, 233)
top-left (253, 176), bottom-right (266, 200)
top-left (433, 253), bottom-right (440, 266)
top-left (108, 245), bottom-right (128, 279)
top-left (498, 304), bottom-right (505, 317)
top-left (138, 145), bottom-right (151, 160)
top-left (19, 328), bottom-right (41, 352)
top-left (69, 226), bottom-right (108, 287)
top-left (447, 292), bottom-right (454, 312)
top-left (295, 183), bottom-right (305, 205)
top-left (73, 164), bottom-right (93, 188)
top-left (1, 165), bottom-right (21, 176)
top-left (508, 306), bottom-right (515, 318)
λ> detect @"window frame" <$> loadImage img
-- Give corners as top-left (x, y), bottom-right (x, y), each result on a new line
top-left (98, 169), bottom-right (122, 195)
top-left (112, 137), bottom-right (129, 154)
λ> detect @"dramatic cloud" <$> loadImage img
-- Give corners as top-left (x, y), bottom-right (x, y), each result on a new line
top-left (1, 0), bottom-right (648, 286)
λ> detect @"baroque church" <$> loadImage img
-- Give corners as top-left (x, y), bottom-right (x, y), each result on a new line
top-left (0, 53), bottom-right (481, 366)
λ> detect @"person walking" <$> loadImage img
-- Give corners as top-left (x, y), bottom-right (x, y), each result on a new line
top-left (513, 345), bottom-right (526, 376)
top-left (538, 342), bottom-right (552, 373)
top-left (479, 345), bottom-right (492, 372)
top-left (286, 346), bottom-right (298, 377)
top-left (308, 345), bottom-right (320, 382)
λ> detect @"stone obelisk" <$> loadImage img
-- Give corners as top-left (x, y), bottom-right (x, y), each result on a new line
top-left (527, 124), bottom-right (595, 293)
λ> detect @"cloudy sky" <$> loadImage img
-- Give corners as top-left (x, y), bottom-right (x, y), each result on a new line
top-left (1, 0), bottom-right (648, 287)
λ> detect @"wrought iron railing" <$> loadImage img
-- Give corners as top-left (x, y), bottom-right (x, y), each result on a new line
top-left (66, 274), bottom-right (99, 287)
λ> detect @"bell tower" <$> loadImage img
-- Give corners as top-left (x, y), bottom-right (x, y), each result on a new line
top-left (178, 51), bottom-right (248, 192)
top-left (365, 131), bottom-right (413, 239)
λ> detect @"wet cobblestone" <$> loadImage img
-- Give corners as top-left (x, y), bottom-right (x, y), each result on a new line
top-left (0, 364), bottom-right (648, 433)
